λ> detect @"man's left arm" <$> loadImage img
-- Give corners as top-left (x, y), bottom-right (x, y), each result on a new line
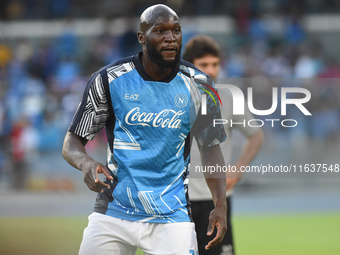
top-left (199, 143), bottom-right (227, 251)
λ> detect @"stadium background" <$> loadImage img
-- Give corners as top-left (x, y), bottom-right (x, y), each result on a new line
top-left (0, 0), bottom-right (340, 254)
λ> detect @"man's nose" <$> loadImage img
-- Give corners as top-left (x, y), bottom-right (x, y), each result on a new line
top-left (205, 66), bottom-right (214, 76)
top-left (164, 31), bottom-right (175, 42)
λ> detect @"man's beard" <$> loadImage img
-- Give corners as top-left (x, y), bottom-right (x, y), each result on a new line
top-left (146, 43), bottom-right (181, 69)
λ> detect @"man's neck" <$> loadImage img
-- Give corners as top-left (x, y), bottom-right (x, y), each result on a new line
top-left (141, 53), bottom-right (174, 81)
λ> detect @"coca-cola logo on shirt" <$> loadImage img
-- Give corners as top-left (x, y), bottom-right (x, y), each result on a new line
top-left (125, 107), bottom-right (184, 129)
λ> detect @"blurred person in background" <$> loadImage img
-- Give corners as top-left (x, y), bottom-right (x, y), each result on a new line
top-left (0, 96), bottom-right (6, 178)
top-left (183, 35), bottom-right (264, 255)
top-left (9, 119), bottom-right (27, 189)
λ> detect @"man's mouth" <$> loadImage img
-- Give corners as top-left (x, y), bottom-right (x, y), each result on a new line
top-left (162, 47), bottom-right (177, 53)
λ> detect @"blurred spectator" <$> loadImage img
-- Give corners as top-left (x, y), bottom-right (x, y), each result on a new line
top-left (262, 9), bottom-right (286, 43)
top-left (10, 119), bottom-right (27, 189)
top-left (49, 0), bottom-right (71, 19)
top-left (294, 46), bottom-right (322, 78)
top-left (55, 19), bottom-right (78, 58)
top-left (18, 63), bottom-right (46, 128)
top-left (31, 41), bottom-right (58, 83)
top-left (248, 13), bottom-right (268, 43)
top-left (0, 99), bottom-right (4, 136)
top-left (234, 0), bottom-right (251, 35)
top-left (52, 55), bottom-right (80, 91)
top-left (0, 42), bottom-right (12, 68)
top-left (5, 0), bottom-right (24, 20)
top-left (225, 46), bottom-right (248, 77)
top-left (285, 16), bottom-right (305, 45)
top-left (318, 57), bottom-right (340, 78)
top-left (39, 110), bottom-right (64, 151)
top-left (87, 30), bottom-right (122, 72)
top-left (9, 117), bottom-right (39, 189)
top-left (119, 17), bottom-right (140, 57)
top-left (261, 46), bottom-right (292, 78)
top-left (60, 91), bottom-right (82, 127)
top-left (14, 38), bottom-right (33, 63)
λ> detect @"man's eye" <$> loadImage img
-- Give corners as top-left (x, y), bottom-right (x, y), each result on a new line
top-left (174, 29), bottom-right (180, 33)
top-left (156, 30), bottom-right (163, 33)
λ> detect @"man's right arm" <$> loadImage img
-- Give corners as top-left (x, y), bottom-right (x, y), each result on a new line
top-left (62, 131), bottom-right (112, 193)
top-left (227, 129), bottom-right (263, 190)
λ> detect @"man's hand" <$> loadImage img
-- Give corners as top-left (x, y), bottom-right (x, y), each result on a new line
top-left (205, 206), bottom-right (227, 250)
top-left (62, 131), bottom-right (113, 193)
top-left (82, 162), bottom-right (113, 193)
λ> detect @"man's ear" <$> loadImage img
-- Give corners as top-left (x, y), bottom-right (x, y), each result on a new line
top-left (137, 32), bottom-right (145, 44)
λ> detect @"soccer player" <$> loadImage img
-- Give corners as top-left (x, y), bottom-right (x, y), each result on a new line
top-left (62, 5), bottom-right (227, 255)
top-left (183, 35), bottom-right (264, 255)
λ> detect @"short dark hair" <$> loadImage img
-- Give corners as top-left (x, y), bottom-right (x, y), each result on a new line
top-left (182, 35), bottom-right (221, 63)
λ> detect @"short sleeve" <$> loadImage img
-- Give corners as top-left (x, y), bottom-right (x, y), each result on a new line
top-left (68, 73), bottom-right (109, 140)
top-left (193, 87), bottom-right (227, 147)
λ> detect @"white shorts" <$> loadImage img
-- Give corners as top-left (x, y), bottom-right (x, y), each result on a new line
top-left (79, 212), bottom-right (198, 255)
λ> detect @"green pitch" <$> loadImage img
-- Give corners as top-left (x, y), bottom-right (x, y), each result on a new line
top-left (234, 213), bottom-right (340, 255)
top-left (0, 213), bottom-right (339, 255)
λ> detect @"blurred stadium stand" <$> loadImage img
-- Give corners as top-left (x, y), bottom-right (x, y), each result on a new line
top-left (0, 0), bottom-right (340, 191)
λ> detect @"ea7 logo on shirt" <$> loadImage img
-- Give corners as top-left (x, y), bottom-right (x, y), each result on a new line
top-left (125, 107), bottom-right (184, 129)
top-left (174, 94), bottom-right (188, 108)
top-left (125, 94), bottom-right (139, 100)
